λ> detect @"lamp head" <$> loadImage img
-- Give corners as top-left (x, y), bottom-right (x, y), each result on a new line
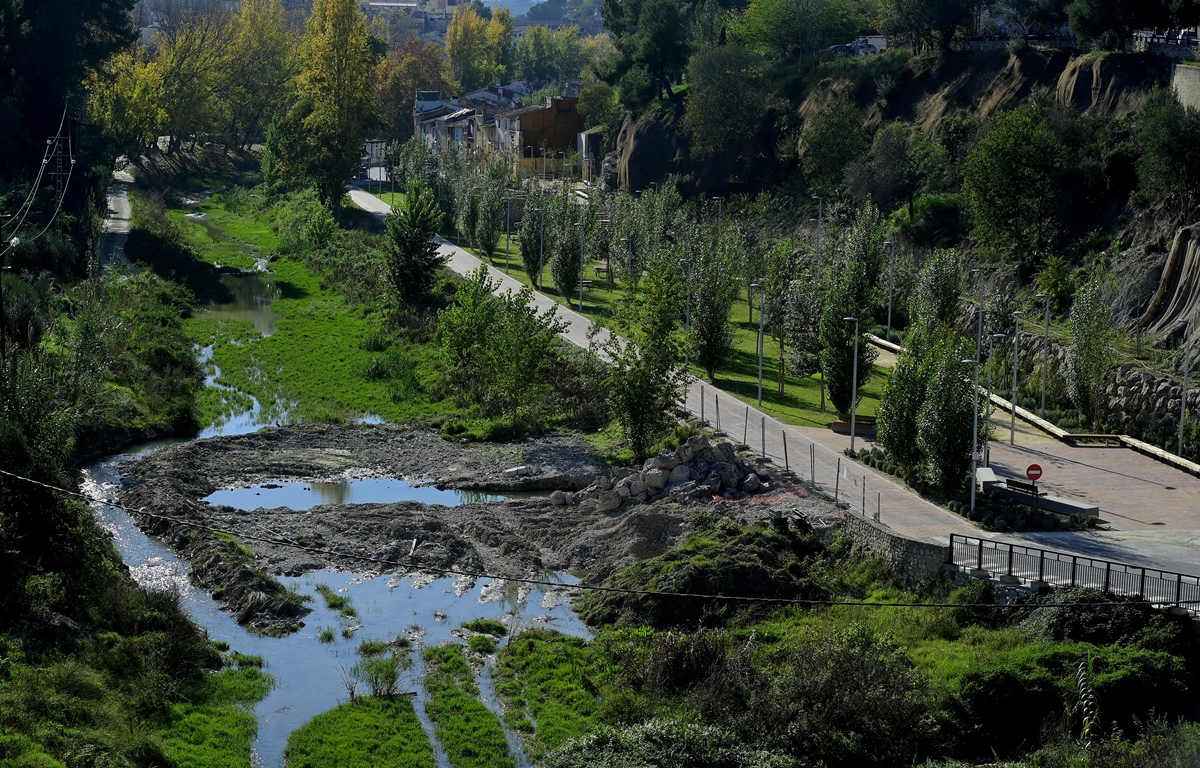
top-left (843, 316), bottom-right (857, 323)
top-left (1014, 311), bottom-right (1025, 317)
top-left (883, 240), bottom-right (892, 246)
top-left (1036, 293), bottom-right (1047, 299)
top-left (961, 359), bottom-right (978, 365)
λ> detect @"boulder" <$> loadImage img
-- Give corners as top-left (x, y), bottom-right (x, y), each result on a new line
top-left (712, 442), bottom-right (737, 464)
top-left (644, 468), bottom-right (671, 491)
top-left (691, 458), bottom-right (711, 479)
top-left (643, 450), bottom-right (680, 471)
top-left (549, 490), bottom-right (568, 506)
top-left (667, 464), bottom-right (691, 485)
top-left (702, 471), bottom-right (722, 493)
top-left (596, 491), bottom-right (623, 513)
top-left (611, 467), bottom-right (635, 482)
top-left (741, 473), bottom-right (762, 493)
top-left (710, 462), bottom-right (743, 487)
top-left (668, 481), bottom-right (698, 499)
top-left (675, 434), bottom-right (711, 464)
top-left (596, 476), bottom-right (612, 492)
top-left (615, 483), bottom-right (631, 498)
top-left (630, 479), bottom-right (647, 496)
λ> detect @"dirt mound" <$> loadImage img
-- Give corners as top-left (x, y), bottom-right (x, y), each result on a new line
top-left (1137, 222), bottom-right (1200, 340)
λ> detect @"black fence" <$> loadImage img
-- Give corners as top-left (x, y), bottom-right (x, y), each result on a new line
top-left (948, 535), bottom-right (1200, 617)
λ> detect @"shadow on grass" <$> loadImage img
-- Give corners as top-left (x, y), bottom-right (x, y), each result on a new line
top-left (126, 228), bottom-right (235, 304)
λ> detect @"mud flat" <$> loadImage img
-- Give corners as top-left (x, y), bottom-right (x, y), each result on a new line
top-left (116, 424), bottom-right (825, 631)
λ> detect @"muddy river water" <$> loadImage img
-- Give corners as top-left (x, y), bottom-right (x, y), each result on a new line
top-left (83, 272), bottom-right (589, 768)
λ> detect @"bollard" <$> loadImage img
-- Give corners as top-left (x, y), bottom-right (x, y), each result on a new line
top-left (716, 396), bottom-right (720, 431)
top-left (760, 416), bottom-right (765, 458)
top-left (835, 457), bottom-right (841, 500)
top-left (810, 444), bottom-right (815, 485)
top-left (701, 386), bottom-right (705, 424)
top-left (783, 431), bottom-right (789, 471)
top-left (743, 406), bottom-right (749, 445)
top-left (875, 492), bottom-right (881, 522)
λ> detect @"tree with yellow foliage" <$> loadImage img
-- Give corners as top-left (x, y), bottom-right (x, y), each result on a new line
top-left (446, 4), bottom-right (514, 92)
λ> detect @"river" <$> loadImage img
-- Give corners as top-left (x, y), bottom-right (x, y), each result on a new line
top-left (81, 267), bottom-right (588, 768)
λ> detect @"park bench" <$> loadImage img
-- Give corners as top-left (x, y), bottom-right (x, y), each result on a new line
top-left (594, 264), bottom-right (608, 278)
top-left (581, 280), bottom-right (593, 290)
top-left (1005, 478), bottom-right (1044, 496)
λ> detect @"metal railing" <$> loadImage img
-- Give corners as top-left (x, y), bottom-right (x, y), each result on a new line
top-left (949, 535), bottom-right (1200, 617)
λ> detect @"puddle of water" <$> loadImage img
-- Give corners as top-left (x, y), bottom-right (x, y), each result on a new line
top-left (208, 272), bottom-right (281, 337)
top-left (197, 345), bottom-right (283, 438)
top-left (203, 479), bottom-right (510, 510)
top-left (84, 451), bottom-right (586, 768)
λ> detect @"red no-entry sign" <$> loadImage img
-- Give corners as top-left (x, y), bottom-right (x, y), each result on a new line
top-left (1026, 464), bottom-right (1043, 481)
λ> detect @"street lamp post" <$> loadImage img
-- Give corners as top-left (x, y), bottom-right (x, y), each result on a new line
top-left (812, 196), bottom-right (823, 282)
top-left (1179, 318), bottom-right (1193, 456)
top-left (578, 220), bottom-right (586, 312)
top-left (680, 258), bottom-right (692, 368)
top-left (987, 332), bottom-right (1006, 466)
top-left (505, 196), bottom-right (511, 274)
top-left (752, 283), bottom-right (764, 406)
top-left (964, 358), bottom-right (980, 512)
top-left (1011, 311), bottom-right (1025, 445)
top-left (884, 239), bottom-right (896, 342)
top-left (1037, 293), bottom-right (1050, 419)
top-left (623, 236), bottom-right (633, 331)
top-left (844, 316), bottom-right (860, 452)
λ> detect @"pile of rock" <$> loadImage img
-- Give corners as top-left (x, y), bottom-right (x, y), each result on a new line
top-left (549, 435), bottom-right (775, 511)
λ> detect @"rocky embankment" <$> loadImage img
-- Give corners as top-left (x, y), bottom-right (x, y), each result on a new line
top-left (117, 426), bottom-right (822, 634)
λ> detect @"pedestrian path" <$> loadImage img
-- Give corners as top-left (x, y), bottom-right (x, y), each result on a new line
top-left (347, 187), bottom-right (1200, 575)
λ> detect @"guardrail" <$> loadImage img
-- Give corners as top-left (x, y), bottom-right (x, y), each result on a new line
top-left (948, 535), bottom-right (1200, 617)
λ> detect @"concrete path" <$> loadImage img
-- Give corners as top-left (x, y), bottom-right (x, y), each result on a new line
top-left (347, 187), bottom-right (1200, 576)
top-left (101, 183), bottom-right (131, 270)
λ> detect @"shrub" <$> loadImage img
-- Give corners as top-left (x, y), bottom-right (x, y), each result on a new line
top-left (462, 619), bottom-right (507, 637)
top-left (468, 635), bottom-right (496, 655)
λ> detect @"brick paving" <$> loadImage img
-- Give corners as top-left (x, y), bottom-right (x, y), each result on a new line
top-left (349, 187), bottom-right (1200, 576)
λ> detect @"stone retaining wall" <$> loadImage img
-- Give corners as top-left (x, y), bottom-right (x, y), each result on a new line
top-left (839, 513), bottom-right (949, 585)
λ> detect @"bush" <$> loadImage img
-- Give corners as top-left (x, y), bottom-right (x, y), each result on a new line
top-left (468, 635), bottom-right (496, 655)
top-left (462, 619), bottom-right (507, 637)
top-left (544, 719), bottom-right (797, 768)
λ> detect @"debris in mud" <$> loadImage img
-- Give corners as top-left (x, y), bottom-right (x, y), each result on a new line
top-left (116, 425), bottom-right (828, 634)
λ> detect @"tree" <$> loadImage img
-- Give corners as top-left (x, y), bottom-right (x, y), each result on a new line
top-left (917, 338), bottom-right (985, 495)
top-left (1066, 278), bottom-right (1113, 427)
top-left (373, 39), bottom-right (455, 142)
top-left (473, 177), bottom-right (506, 263)
top-left (518, 184), bottom-right (549, 284)
top-left (516, 25), bottom-right (557, 81)
top-left (601, 259), bottom-right (687, 458)
top-left (1136, 87), bottom-right (1200, 219)
top-left (225, 0), bottom-right (297, 147)
top-left (1066, 0), bottom-right (1150, 50)
top-left (446, 4), bottom-right (510, 92)
top-left (884, 0), bottom-right (977, 52)
top-left (910, 248), bottom-right (963, 333)
top-left (686, 227), bottom-right (740, 381)
top-left (287, 0), bottom-right (373, 213)
top-left (578, 82), bottom-right (620, 127)
top-left (86, 52), bottom-right (164, 157)
top-left (551, 202), bottom-right (583, 298)
top-left (819, 258), bottom-right (877, 414)
top-left (961, 103), bottom-right (1067, 260)
top-left (384, 181), bottom-right (444, 306)
top-left (682, 44), bottom-right (766, 161)
top-left (877, 346), bottom-right (932, 471)
top-left (800, 99), bottom-right (869, 193)
top-left (845, 121), bottom-right (951, 223)
top-left (599, 0), bottom-right (694, 109)
top-left (785, 261), bottom-right (823, 381)
top-left (737, 0), bottom-right (861, 62)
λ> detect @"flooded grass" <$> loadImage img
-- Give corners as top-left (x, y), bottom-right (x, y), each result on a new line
top-left (284, 697), bottom-right (436, 768)
top-left (314, 584), bottom-right (355, 617)
top-left (422, 645), bottom-right (517, 768)
top-left (160, 665), bottom-right (274, 768)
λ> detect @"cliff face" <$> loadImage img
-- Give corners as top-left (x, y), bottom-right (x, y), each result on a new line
top-left (615, 49), bottom-right (1172, 193)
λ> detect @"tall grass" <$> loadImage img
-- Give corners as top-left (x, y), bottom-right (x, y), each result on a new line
top-left (284, 697), bottom-right (436, 768)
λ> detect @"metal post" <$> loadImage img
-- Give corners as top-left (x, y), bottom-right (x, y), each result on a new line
top-left (1038, 550), bottom-right (1045, 581)
top-left (987, 332), bottom-right (1006, 467)
top-left (885, 239), bottom-right (896, 342)
top-left (681, 259), bottom-right (691, 368)
top-left (505, 197), bottom-right (511, 273)
top-left (970, 269), bottom-right (983, 517)
top-left (862, 476), bottom-right (866, 515)
top-left (1007, 545), bottom-right (1014, 576)
top-left (743, 405), bottom-right (749, 446)
top-left (761, 415), bottom-right (765, 458)
top-left (1071, 556), bottom-right (1078, 587)
top-left (977, 539), bottom-right (983, 570)
top-left (1038, 293), bottom-right (1050, 419)
top-left (783, 431), bottom-right (789, 471)
top-left (810, 443), bottom-right (815, 485)
top-left (1012, 311), bottom-right (1024, 445)
top-left (876, 492), bottom-right (880, 522)
top-left (538, 210), bottom-right (545, 290)
top-left (1139, 567), bottom-right (1146, 599)
top-left (716, 396), bottom-right (721, 432)
top-left (845, 317), bottom-right (859, 452)
top-left (835, 457), bottom-right (841, 500)
top-left (1178, 319), bottom-right (1191, 456)
top-left (701, 385), bottom-right (705, 424)
top-left (813, 195), bottom-right (823, 283)
top-left (578, 221), bottom-right (585, 312)
top-left (1104, 561), bottom-right (1111, 592)
top-left (753, 283), bottom-right (764, 406)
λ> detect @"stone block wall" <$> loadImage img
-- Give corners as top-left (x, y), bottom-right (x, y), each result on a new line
top-left (839, 513), bottom-right (949, 586)
top-left (1173, 62), bottom-right (1200, 109)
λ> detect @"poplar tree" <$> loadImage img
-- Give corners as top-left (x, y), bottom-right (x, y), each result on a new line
top-left (289, 0), bottom-right (373, 213)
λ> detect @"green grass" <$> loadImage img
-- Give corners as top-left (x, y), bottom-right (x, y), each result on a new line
top-left (314, 584), bottom-right (356, 617)
top-left (462, 619), bottom-right (508, 637)
top-left (159, 665), bottom-right (274, 768)
top-left (494, 630), bottom-right (600, 758)
top-left (284, 697), bottom-right (436, 768)
top-left (467, 635), bottom-right (496, 655)
top-left (421, 645), bottom-right (516, 768)
top-left (457, 234), bottom-right (884, 428)
top-left (318, 628), bottom-right (335, 643)
top-left (163, 192), bottom-right (461, 426)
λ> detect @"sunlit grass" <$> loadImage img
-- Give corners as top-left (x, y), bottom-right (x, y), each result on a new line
top-left (284, 697), bottom-right (435, 768)
top-left (422, 644), bottom-right (516, 768)
top-left (160, 666), bottom-right (273, 768)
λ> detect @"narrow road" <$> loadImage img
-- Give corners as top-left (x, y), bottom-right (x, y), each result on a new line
top-left (101, 182), bottom-right (131, 270)
top-left (348, 187), bottom-right (1200, 576)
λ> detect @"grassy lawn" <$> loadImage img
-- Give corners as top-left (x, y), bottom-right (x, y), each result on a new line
top-left (284, 697), bottom-right (436, 768)
top-left (463, 238), bottom-right (885, 429)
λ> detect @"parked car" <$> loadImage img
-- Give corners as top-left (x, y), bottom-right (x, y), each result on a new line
top-left (829, 36), bottom-right (888, 56)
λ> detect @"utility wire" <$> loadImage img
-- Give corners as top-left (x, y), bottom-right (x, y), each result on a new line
top-left (0, 467), bottom-right (1194, 611)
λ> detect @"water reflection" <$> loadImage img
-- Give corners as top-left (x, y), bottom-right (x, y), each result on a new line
top-left (209, 272), bottom-right (281, 337)
top-left (204, 478), bottom-right (511, 511)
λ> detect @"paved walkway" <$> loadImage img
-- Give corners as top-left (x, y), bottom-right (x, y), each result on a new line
top-left (101, 183), bottom-right (131, 270)
top-left (348, 187), bottom-right (1200, 576)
